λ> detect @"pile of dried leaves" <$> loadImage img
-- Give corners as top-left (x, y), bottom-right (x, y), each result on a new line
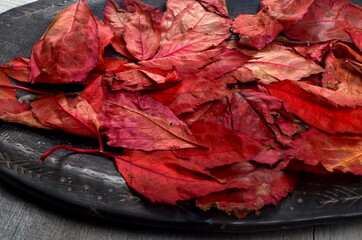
top-left (0, 0), bottom-right (361, 218)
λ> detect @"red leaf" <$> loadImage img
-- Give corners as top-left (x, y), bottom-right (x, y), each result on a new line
top-left (181, 89), bottom-right (301, 148)
top-left (115, 150), bottom-right (227, 204)
top-left (233, 0), bottom-right (314, 49)
top-left (173, 121), bottom-right (266, 169)
top-left (241, 44), bottom-right (324, 83)
top-left (196, 163), bottom-right (296, 218)
top-left (154, 31), bottom-right (229, 59)
top-left (346, 28), bottom-right (362, 52)
top-left (322, 51), bottom-right (362, 95)
top-left (293, 40), bottom-right (337, 63)
top-left (0, 57), bottom-right (30, 82)
top-left (104, 0), bottom-right (162, 60)
top-left (103, 0), bottom-right (134, 59)
top-left (28, 1), bottom-right (99, 84)
top-left (94, 17), bottom-right (114, 71)
top-left (0, 71), bottom-right (16, 99)
top-left (199, 0), bottom-right (229, 16)
top-left (0, 98), bottom-right (47, 129)
top-left (139, 48), bottom-right (225, 73)
top-left (148, 48), bottom-right (249, 115)
top-left (112, 63), bottom-right (180, 91)
top-left (269, 80), bottom-right (362, 135)
top-left (284, 0), bottom-right (362, 44)
top-left (122, 1), bottom-right (162, 60)
top-left (160, 0), bottom-right (231, 43)
top-left (99, 90), bottom-right (204, 151)
top-left (31, 93), bottom-right (100, 139)
top-left (80, 74), bottom-right (105, 113)
top-left (287, 128), bottom-right (362, 175)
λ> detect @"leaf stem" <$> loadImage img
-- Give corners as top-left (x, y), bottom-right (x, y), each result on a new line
top-left (39, 145), bottom-right (118, 164)
top-left (39, 145), bottom-right (101, 163)
top-left (0, 84), bottom-right (51, 96)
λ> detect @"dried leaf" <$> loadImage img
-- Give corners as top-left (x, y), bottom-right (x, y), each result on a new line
top-left (100, 90), bottom-right (204, 151)
top-left (196, 163), bottom-right (296, 218)
top-left (0, 57), bottom-right (30, 82)
top-left (269, 80), bottom-right (362, 135)
top-left (287, 128), bottom-right (362, 175)
top-left (233, 0), bottom-right (314, 49)
top-left (284, 0), bottom-right (362, 43)
top-left (29, 1), bottom-right (99, 84)
top-left (241, 44), bottom-right (324, 83)
top-left (31, 93), bottom-right (100, 139)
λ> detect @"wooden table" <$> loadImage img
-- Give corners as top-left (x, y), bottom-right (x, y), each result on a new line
top-left (0, 1), bottom-right (362, 239)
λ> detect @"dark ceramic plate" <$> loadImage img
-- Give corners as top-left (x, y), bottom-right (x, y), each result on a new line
top-left (1, 0), bottom-right (362, 233)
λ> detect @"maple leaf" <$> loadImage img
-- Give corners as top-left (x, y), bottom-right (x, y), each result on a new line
top-left (99, 90), bottom-right (205, 151)
top-left (287, 128), bottom-right (362, 175)
top-left (284, 0), bottom-right (362, 44)
top-left (28, 1), bottom-right (99, 84)
top-left (239, 44), bottom-right (324, 83)
top-left (269, 80), bottom-right (362, 135)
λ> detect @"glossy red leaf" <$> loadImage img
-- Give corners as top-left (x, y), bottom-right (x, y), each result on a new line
top-left (31, 93), bottom-right (100, 139)
top-left (99, 90), bottom-right (204, 151)
top-left (241, 44), bottom-right (324, 83)
top-left (28, 1), bottom-right (98, 84)
top-left (233, 0), bottom-right (314, 49)
top-left (269, 80), bottom-right (362, 135)
top-left (196, 163), bottom-right (296, 218)
top-left (287, 128), bottom-right (362, 175)
top-left (284, 0), bottom-right (362, 44)
top-left (0, 57), bottom-right (30, 82)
